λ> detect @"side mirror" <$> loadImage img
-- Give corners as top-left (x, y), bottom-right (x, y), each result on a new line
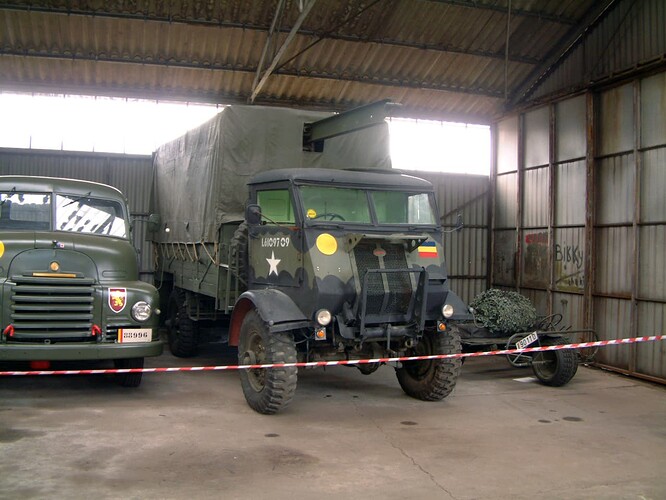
top-left (147, 213), bottom-right (161, 233)
top-left (442, 212), bottom-right (464, 234)
top-left (455, 212), bottom-right (464, 232)
top-left (246, 204), bottom-right (262, 225)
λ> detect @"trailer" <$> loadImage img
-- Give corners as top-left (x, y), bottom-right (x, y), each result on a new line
top-left (459, 313), bottom-right (598, 386)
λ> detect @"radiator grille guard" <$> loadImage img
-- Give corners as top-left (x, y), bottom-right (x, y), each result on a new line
top-left (9, 276), bottom-right (95, 342)
top-left (352, 242), bottom-right (428, 337)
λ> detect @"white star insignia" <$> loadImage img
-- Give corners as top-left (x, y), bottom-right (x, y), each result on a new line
top-left (266, 251), bottom-right (281, 276)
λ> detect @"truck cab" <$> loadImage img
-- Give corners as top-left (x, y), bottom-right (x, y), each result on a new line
top-left (0, 176), bottom-right (162, 386)
top-left (230, 168), bottom-right (470, 412)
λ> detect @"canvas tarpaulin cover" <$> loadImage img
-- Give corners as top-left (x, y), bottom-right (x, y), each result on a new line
top-left (152, 105), bottom-right (392, 243)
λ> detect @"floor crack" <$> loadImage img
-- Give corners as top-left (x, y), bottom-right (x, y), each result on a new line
top-left (352, 399), bottom-right (457, 499)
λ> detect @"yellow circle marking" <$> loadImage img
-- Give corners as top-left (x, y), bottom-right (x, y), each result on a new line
top-left (0, 241), bottom-right (4, 258)
top-left (316, 233), bottom-right (338, 256)
top-left (307, 208), bottom-right (317, 219)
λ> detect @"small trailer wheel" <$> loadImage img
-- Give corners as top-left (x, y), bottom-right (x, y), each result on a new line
top-left (531, 339), bottom-right (578, 387)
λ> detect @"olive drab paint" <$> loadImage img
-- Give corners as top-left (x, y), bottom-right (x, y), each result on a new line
top-left (0, 176), bottom-right (163, 376)
top-left (151, 103), bottom-right (471, 413)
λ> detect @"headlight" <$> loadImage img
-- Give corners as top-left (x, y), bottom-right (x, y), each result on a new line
top-left (315, 309), bottom-right (332, 326)
top-left (131, 301), bottom-right (152, 322)
top-left (442, 304), bottom-right (454, 319)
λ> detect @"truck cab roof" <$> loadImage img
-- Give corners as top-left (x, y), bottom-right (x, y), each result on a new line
top-left (248, 168), bottom-right (434, 191)
top-left (0, 175), bottom-right (126, 201)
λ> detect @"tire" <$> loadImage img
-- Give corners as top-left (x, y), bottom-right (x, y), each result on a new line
top-left (531, 338), bottom-right (578, 387)
top-left (356, 362), bottom-right (381, 375)
top-left (570, 330), bottom-right (599, 364)
top-left (167, 288), bottom-right (198, 358)
top-left (395, 327), bottom-right (462, 401)
top-left (114, 357), bottom-right (144, 388)
top-left (238, 310), bottom-right (298, 414)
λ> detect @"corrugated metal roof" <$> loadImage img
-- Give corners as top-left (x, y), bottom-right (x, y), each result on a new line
top-left (0, 0), bottom-right (604, 122)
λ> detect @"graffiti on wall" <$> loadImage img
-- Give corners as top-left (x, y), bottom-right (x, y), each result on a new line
top-left (555, 241), bottom-right (584, 291)
top-left (523, 231), bottom-right (549, 287)
top-left (522, 231), bottom-right (585, 291)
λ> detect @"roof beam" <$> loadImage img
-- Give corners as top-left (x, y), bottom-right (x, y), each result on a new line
top-left (423, 0), bottom-right (577, 25)
top-left (0, 48), bottom-right (505, 98)
top-left (249, 0), bottom-right (317, 103)
top-left (0, 79), bottom-right (495, 124)
top-left (0, 4), bottom-right (539, 65)
top-left (508, 0), bottom-right (617, 106)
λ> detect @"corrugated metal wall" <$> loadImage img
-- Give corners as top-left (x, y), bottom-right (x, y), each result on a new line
top-left (0, 150), bottom-right (491, 307)
top-left (415, 171), bottom-right (490, 306)
top-left (531, 0), bottom-right (666, 101)
top-left (493, 71), bottom-right (666, 383)
top-left (0, 148), bottom-right (155, 282)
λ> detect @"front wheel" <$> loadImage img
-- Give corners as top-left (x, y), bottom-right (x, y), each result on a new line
top-left (114, 357), bottom-right (144, 387)
top-left (531, 339), bottom-right (578, 387)
top-left (395, 327), bottom-right (462, 401)
top-left (238, 310), bottom-right (298, 414)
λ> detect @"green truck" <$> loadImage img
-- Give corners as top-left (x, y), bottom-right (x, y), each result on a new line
top-left (0, 175), bottom-right (163, 386)
top-left (152, 103), bottom-right (471, 413)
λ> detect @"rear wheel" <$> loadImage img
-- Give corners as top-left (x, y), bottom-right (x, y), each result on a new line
top-left (531, 338), bottom-right (578, 387)
top-left (395, 327), bottom-right (462, 401)
top-left (167, 288), bottom-right (198, 358)
top-left (238, 310), bottom-right (298, 414)
top-left (114, 357), bottom-right (144, 388)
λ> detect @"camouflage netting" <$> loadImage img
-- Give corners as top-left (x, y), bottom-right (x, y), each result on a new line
top-left (469, 289), bottom-right (537, 335)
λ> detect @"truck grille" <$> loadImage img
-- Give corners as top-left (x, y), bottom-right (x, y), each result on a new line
top-left (353, 242), bottom-right (412, 315)
top-left (10, 276), bottom-right (95, 341)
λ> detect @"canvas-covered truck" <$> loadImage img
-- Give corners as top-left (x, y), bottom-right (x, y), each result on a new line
top-left (152, 103), bottom-right (471, 413)
top-left (0, 176), bottom-right (163, 387)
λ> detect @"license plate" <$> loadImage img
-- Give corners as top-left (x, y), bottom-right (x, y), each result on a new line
top-left (516, 332), bottom-right (539, 350)
top-left (118, 328), bottom-right (152, 343)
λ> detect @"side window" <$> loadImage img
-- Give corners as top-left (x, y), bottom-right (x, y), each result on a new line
top-left (257, 189), bottom-right (295, 224)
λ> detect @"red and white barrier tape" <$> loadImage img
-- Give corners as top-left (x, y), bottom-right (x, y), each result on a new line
top-left (0, 335), bottom-right (664, 377)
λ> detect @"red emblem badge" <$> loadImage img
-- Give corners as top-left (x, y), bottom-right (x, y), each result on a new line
top-left (109, 288), bottom-right (127, 313)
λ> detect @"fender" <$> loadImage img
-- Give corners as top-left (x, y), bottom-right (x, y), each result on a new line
top-left (444, 290), bottom-right (473, 322)
top-left (228, 289), bottom-right (310, 346)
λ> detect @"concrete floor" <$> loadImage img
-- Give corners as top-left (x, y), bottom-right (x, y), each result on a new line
top-left (1, 343), bottom-right (665, 500)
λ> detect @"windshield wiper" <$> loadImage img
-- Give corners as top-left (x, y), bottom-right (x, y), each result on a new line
top-left (63, 191), bottom-right (91, 207)
top-left (0, 187), bottom-right (16, 206)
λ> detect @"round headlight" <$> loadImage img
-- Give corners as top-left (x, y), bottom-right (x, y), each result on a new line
top-left (315, 309), bottom-right (332, 326)
top-left (131, 301), bottom-right (152, 322)
top-left (442, 304), bottom-right (454, 319)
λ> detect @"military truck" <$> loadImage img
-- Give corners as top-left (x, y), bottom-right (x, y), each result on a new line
top-left (152, 103), bottom-right (471, 413)
top-left (0, 176), bottom-right (163, 387)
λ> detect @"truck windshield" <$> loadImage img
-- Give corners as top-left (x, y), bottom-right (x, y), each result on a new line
top-left (56, 194), bottom-right (128, 237)
top-left (0, 190), bottom-right (128, 237)
top-left (0, 192), bottom-right (51, 230)
top-left (299, 186), bottom-right (437, 226)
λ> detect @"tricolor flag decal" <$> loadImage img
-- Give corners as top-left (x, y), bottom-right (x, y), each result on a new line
top-left (418, 241), bottom-right (438, 258)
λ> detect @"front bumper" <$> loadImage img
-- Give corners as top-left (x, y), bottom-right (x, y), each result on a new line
top-left (0, 339), bottom-right (163, 361)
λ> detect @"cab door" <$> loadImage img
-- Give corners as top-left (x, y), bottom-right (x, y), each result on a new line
top-left (247, 186), bottom-right (303, 288)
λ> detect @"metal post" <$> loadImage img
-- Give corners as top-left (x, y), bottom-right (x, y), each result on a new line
top-left (583, 92), bottom-right (596, 334)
